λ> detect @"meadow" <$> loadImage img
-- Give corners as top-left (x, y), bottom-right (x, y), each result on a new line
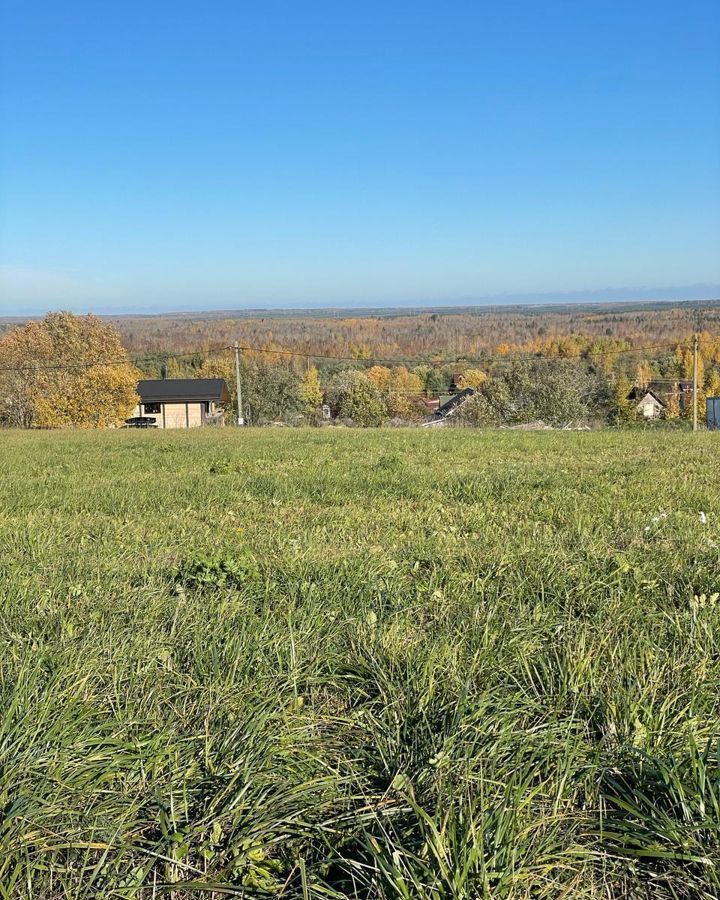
top-left (1, 427), bottom-right (720, 898)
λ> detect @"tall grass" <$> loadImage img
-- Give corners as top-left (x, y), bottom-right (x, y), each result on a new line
top-left (1, 428), bottom-right (719, 897)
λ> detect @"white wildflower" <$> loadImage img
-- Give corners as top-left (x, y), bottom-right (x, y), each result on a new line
top-left (646, 510), bottom-right (667, 531)
top-left (700, 511), bottom-right (707, 524)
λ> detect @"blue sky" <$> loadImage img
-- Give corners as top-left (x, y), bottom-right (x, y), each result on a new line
top-left (1, 0), bottom-right (719, 315)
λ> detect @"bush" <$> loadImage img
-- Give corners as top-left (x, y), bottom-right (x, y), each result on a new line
top-left (456, 360), bottom-right (609, 427)
top-left (326, 370), bottom-right (386, 426)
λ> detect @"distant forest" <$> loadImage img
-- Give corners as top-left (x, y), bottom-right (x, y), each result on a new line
top-left (3, 301), bottom-right (720, 427)
top-left (106, 300), bottom-right (720, 362)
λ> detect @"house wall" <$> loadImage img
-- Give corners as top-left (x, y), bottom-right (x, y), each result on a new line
top-left (160, 402), bottom-right (205, 429)
top-left (636, 395), bottom-right (662, 419)
top-left (131, 402), bottom-right (208, 428)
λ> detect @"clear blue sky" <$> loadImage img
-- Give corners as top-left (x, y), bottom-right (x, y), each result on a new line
top-left (1, 0), bottom-right (719, 314)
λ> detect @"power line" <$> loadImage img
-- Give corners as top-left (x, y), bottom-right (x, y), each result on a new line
top-left (226, 337), bottom-right (692, 364)
top-left (0, 337), bottom-right (695, 375)
top-left (595, 341), bottom-right (692, 355)
top-left (0, 345), bottom-right (235, 374)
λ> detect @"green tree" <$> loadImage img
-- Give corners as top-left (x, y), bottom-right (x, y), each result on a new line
top-left (424, 368), bottom-right (452, 394)
top-left (200, 353), bottom-right (303, 424)
top-left (503, 359), bottom-right (599, 425)
top-left (456, 360), bottom-right (607, 427)
top-left (341, 380), bottom-right (385, 426)
top-left (241, 357), bottom-right (302, 424)
top-left (326, 369), bottom-right (385, 426)
top-left (455, 379), bottom-right (512, 426)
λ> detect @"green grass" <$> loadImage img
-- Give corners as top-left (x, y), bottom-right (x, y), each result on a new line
top-left (2, 427), bottom-right (720, 898)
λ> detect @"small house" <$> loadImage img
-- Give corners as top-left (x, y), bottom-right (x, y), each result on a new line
top-left (627, 386), bottom-right (666, 420)
top-left (132, 379), bottom-right (230, 428)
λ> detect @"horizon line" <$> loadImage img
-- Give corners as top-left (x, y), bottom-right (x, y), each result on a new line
top-left (3, 293), bottom-right (720, 322)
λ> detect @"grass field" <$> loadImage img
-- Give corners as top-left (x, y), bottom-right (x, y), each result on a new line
top-left (2, 428), bottom-right (720, 898)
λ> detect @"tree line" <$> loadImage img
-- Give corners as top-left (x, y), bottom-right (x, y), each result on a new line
top-left (1, 312), bottom-right (719, 428)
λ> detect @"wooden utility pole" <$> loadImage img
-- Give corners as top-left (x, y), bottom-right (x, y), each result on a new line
top-left (693, 332), bottom-right (699, 432)
top-left (233, 341), bottom-right (244, 426)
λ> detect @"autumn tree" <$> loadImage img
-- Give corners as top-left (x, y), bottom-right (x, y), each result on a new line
top-left (198, 356), bottom-right (237, 416)
top-left (0, 312), bottom-right (139, 428)
top-left (675, 343), bottom-right (705, 386)
top-left (458, 368), bottom-right (487, 389)
top-left (665, 390), bottom-right (680, 419)
top-left (367, 366), bottom-right (391, 392)
top-left (612, 372), bottom-right (634, 423)
top-left (165, 357), bottom-right (185, 379)
top-left (705, 369), bottom-right (720, 401)
top-left (634, 360), bottom-right (653, 390)
top-left (301, 365), bottom-right (323, 416)
top-left (389, 366), bottom-right (423, 396)
top-left (366, 365), bottom-right (424, 420)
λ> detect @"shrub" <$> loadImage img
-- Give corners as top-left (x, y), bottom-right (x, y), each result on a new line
top-left (326, 370), bottom-right (386, 426)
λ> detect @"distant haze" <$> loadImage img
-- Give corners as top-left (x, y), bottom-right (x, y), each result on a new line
top-left (1, 282), bottom-right (719, 319)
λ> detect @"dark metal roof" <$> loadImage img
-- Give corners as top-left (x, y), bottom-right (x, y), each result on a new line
top-left (627, 387), bottom-right (666, 406)
top-left (137, 379), bottom-right (230, 403)
top-left (436, 387), bottom-right (475, 417)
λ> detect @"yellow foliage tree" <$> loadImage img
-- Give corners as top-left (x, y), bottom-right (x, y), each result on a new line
top-left (367, 366), bottom-right (391, 392)
top-left (705, 370), bottom-right (720, 400)
top-left (458, 368), bottom-right (488, 389)
top-left (301, 365), bottom-right (323, 414)
top-left (165, 357), bottom-right (184, 379)
top-left (665, 390), bottom-right (680, 419)
top-left (34, 365), bottom-right (140, 428)
top-left (634, 360), bottom-right (653, 390)
top-left (675, 343), bottom-right (705, 386)
top-left (367, 366), bottom-right (424, 419)
top-left (612, 372), bottom-right (634, 422)
top-left (390, 368), bottom-right (424, 420)
top-left (388, 366), bottom-right (423, 395)
top-left (702, 370), bottom-right (720, 425)
top-left (198, 356), bottom-right (237, 411)
top-left (0, 312), bottom-right (139, 428)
